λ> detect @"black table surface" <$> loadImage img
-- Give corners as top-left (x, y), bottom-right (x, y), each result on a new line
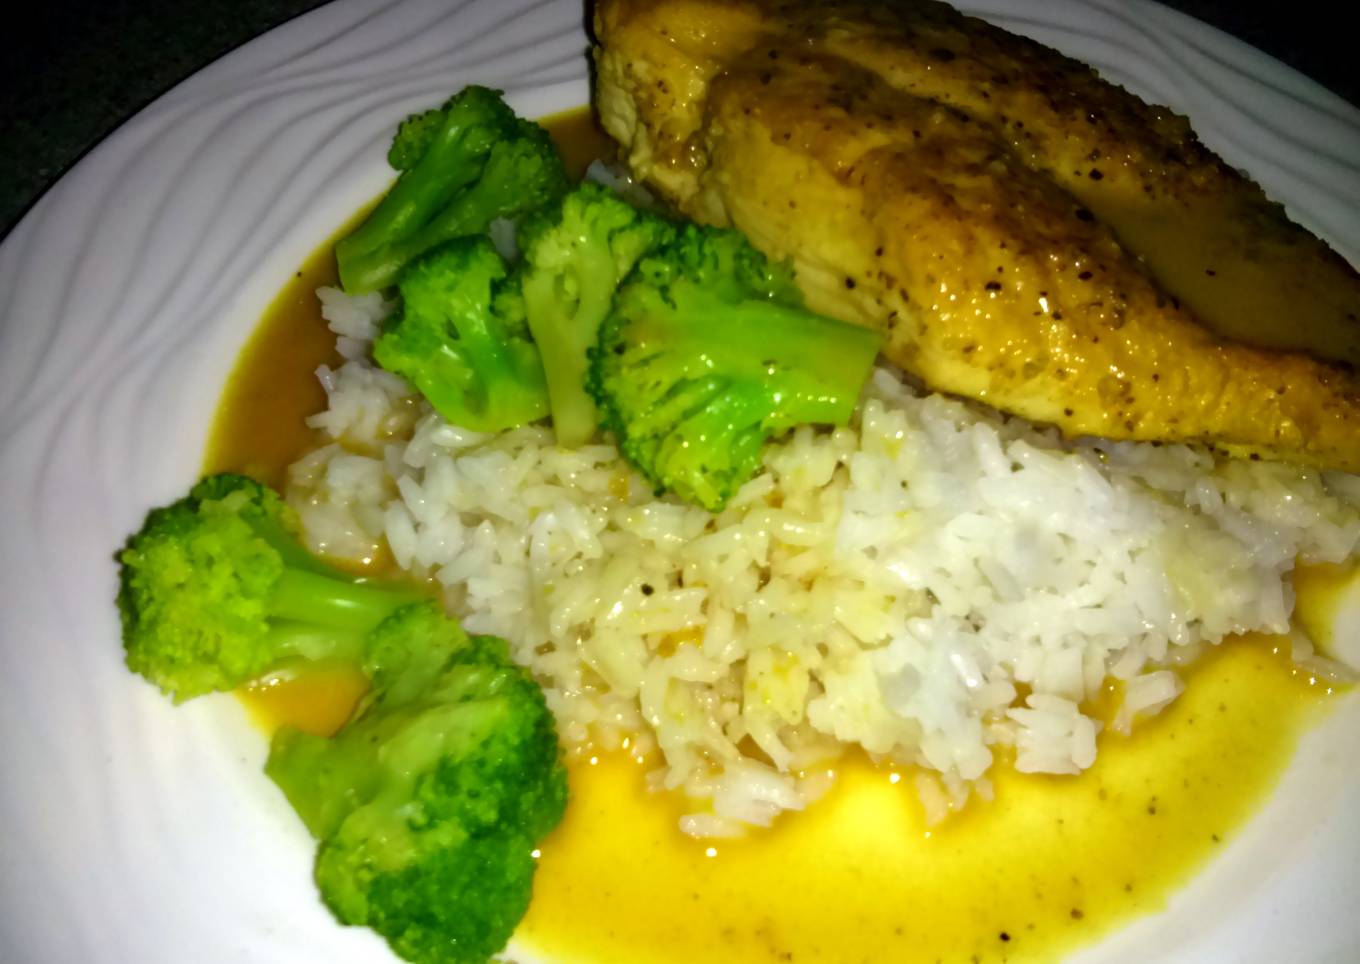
top-left (1, 0), bottom-right (1353, 242)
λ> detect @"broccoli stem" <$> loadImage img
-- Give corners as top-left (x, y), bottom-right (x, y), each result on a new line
top-left (522, 239), bottom-right (619, 445)
top-left (341, 180), bottom-right (511, 294)
top-left (269, 568), bottom-right (423, 635)
top-left (247, 505), bottom-right (424, 647)
top-left (335, 117), bottom-right (492, 288)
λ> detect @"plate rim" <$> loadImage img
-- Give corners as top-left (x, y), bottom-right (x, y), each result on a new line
top-left (0, 1), bottom-right (1356, 962)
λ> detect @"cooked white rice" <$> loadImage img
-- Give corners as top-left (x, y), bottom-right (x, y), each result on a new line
top-left (287, 286), bottom-right (1360, 835)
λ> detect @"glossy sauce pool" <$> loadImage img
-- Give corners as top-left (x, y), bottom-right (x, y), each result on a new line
top-left (205, 108), bottom-right (1341, 964)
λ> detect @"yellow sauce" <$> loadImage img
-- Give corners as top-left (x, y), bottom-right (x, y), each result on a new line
top-left (1294, 560), bottom-right (1360, 661)
top-left (205, 248), bottom-right (339, 491)
top-left (518, 636), bottom-right (1332, 964)
top-left (239, 661), bottom-right (370, 737)
top-left (202, 108), bottom-right (1344, 963)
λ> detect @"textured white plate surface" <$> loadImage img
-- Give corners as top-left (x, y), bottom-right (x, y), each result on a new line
top-left (0, 1), bottom-right (1356, 961)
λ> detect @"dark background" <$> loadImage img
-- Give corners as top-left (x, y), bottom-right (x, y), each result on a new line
top-left (1, 0), bottom-right (1353, 241)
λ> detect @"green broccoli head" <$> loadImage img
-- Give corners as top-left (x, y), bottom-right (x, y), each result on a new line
top-left (117, 474), bottom-right (423, 702)
top-left (337, 86), bottom-right (568, 294)
top-left (373, 236), bottom-right (549, 432)
top-left (387, 106), bottom-right (447, 172)
top-left (517, 182), bottom-right (675, 447)
top-left (589, 225), bottom-right (883, 511)
top-left (266, 602), bottom-right (567, 964)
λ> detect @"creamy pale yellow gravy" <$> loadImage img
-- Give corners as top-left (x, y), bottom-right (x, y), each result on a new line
top-left (205, 108), bottom-right (1340, 964)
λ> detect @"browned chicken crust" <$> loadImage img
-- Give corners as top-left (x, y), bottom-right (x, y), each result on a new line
top-left (593, 0), bottom-right (1360, 470)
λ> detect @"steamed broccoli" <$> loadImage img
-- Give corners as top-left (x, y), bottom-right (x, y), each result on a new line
top-left (266, 602), bottom-right (567, 964)
top-left (118, 476), bottom-right (568, 962)
top-left (117, 474), bottom-right (422, 702)
top-left (515, 183), bottom-right (675, 446)
top-left (336, 86), bottom-right (568, 294)
top-left (373, 237), bottom-right (549, 432)
top-left (589, 225), bottom-right (882, 511)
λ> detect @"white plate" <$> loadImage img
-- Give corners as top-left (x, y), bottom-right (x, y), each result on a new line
top-left (0, 1), bottom-right (1356, 961)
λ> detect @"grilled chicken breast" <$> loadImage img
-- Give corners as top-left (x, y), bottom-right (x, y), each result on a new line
top-left (593, 0), bottom-right (1360, 470)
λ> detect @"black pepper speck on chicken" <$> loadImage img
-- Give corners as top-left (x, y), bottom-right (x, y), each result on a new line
top-left (593, 0), bottom-right (1360, 470)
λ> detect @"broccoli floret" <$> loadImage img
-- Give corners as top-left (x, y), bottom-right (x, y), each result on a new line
top-left (516, 183), bottom-right (675, 447)
top-left (336, 86), bottom-right (568, 294)
top-left (387, 107), bottom-right (444, 172)
top-left (589, 225), bottom-right (882, 511)
top-left (266, 602), bottom-right (567, 964)
top-left (117, 474), bottom-right (423, 702)
top-left (373, 237), bottom-right (549, 432)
